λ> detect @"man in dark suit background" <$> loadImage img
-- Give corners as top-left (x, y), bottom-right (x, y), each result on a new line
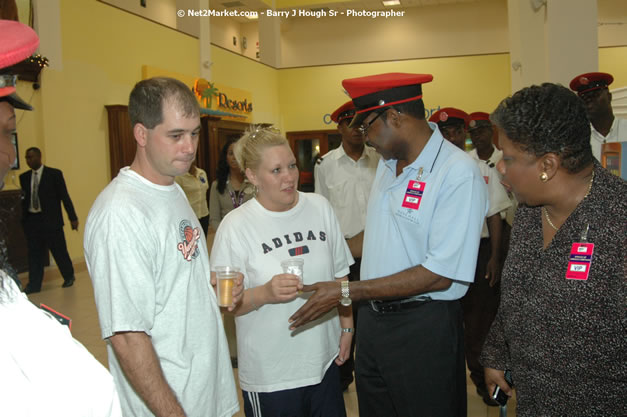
top-left (20, 147), bottom-right (78, 293)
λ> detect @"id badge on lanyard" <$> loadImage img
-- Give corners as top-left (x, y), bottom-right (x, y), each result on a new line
top-left (565, 224), bottom-right (594, 281)
top-left (401, 167), bottom-right (426, 211)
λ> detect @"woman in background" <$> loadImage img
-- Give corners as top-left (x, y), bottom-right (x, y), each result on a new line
top-left (480, 83), bottom-right (626, 416)
top-left (208, 138), bottom-right (254, 233)
top-left (175, 162), bottom-right (209, 236)
top-left (211, 126), bottom-right (353, 417)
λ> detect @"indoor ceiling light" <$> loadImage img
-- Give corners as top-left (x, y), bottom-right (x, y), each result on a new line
top-left (382, 0), bottom-right (401, 6)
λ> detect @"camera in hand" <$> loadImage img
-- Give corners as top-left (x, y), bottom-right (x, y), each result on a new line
top-left (491, 369), bottom-right (514, 407)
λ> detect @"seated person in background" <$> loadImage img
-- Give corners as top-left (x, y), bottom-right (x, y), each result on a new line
top-left (175, 162), bottom-right (210, 236)
top-left (209, 138), bottom-right (254, 233)
top-left (0, 18), bottom-right (122, 417)
top-left (481, 83), bottom-right (627, 417)
top-left (210, 126), bottom-right (354, 417)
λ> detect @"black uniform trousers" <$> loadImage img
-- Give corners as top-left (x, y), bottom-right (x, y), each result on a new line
top-left (460, 238), bottom-right (500, 390)
top-left (24, 213), bottom-right (74, 291)
top-left (339, 257), bottom-right (361, 389)
top-left (355, 299), bottom-right (467, 417)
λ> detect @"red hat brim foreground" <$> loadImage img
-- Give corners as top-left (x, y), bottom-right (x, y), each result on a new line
top-left (0, 19), bottom-right (40, 70)
top-left (0, 20), bottom-right (40, 110)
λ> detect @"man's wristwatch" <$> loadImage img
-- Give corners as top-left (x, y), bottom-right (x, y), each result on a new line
top-left (340, 281), bottom-right (352, 306)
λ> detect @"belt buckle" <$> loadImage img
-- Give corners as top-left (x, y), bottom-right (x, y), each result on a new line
top-left (370, 300), bottom-right (401, 313)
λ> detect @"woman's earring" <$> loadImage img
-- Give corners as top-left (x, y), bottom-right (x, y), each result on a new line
top-left (540, 172), bottom-right (549, 182)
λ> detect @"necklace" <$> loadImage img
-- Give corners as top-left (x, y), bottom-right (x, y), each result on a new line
top-left (543, 169), bottom-right (595, 231)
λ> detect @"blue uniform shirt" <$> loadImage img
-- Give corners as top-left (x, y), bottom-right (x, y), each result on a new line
top-left (361, 123), bottom-right (488, 300)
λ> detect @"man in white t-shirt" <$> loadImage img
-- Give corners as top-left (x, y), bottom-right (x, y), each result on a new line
top-left (84, 77), bottom-right (242, 417)
top-left (569, 72), bottom-right (627, 161)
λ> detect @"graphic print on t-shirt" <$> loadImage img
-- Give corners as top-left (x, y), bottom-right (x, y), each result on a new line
top-left (261, 230), bottom-right (326, 255)
top-left (177, 219), bottom-right (201, 261)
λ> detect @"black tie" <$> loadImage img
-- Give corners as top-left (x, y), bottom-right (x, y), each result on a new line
top-left (32, 171), bottom-right (40, 210)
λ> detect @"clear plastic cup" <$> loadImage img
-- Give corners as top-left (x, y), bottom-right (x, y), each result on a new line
top-left (215, 266), bottom-right (240, 307)
top-left (281, 258), bottom-right (304, 285)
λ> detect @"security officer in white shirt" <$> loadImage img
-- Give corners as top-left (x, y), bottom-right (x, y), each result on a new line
top-left (314, 100), bottom-right (379, 391)
top-left (569, 72), bottom-right (627, 161)
top-left (315, 100), bottom-right (379, 255)
top-left (433, 108), bottom-right (512, 406)
top-left (467, 111), bottom-right (503, 169)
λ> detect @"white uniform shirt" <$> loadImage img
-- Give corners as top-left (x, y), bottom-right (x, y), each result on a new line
top-left (477, 162), bottom-right (512, 238)
top-left (314, 144), bottom-right (380, 238)
top-left (467, 146), bottom-right (503, 168)
top-left (591, 117), bottom-right (627, 161)
top-left (0, 273), bottom-right (123, 417)
top-left (468, 146), bottom-right (518, 226)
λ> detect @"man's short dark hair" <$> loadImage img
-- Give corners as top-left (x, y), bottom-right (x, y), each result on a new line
top-left (490, 83), bottom-right (593, 173)
top-left (25, 147), bottom-right (41, 156)
top-left (128, 77), bottom-right (200, 129)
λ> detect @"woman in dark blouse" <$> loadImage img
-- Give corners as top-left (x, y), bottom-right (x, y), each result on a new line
top-left (208, 138), bottom-right (254, 233)
top-left (480, 83), bottom-right (626, 416)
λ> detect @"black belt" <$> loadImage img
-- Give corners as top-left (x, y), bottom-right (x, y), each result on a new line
top-left (369, 296), bottom-right (431, 313)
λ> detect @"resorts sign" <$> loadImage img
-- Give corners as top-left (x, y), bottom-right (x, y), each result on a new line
top-left (193, 78), bottom-right (253, 121)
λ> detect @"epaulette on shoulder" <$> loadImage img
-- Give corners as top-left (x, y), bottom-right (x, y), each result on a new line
top-left (316, 157), bottom-right (324, 165)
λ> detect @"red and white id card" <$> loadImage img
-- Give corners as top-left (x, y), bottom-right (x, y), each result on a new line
top-left (565, 242), bottom-right (594, 280)
top-left (401, 180), bottom-right (426, 210)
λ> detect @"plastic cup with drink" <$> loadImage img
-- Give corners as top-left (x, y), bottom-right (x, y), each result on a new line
top-left (215, 266), bottom-right (240, 307)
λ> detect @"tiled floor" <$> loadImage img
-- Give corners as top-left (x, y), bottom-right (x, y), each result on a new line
top-left (19, 265), bottom-right (516, 417)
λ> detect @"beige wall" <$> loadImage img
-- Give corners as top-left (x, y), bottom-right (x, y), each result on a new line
top-left (598, 0), bottom-right (627, 47)
top-left (100, 0), bottom-right (177, 27)
top-left (281, 0), bottom-right (509, 67)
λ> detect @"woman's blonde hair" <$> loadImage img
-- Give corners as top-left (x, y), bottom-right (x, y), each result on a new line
top-left (233, 126), bottom-right (288, 172)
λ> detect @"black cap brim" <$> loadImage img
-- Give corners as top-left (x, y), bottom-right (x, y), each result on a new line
top-left (1, 92), bottom-right (33, 110)
top-left (347, 111), bottom-right (369, 129)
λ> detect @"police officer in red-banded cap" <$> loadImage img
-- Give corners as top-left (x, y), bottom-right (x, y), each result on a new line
top-left (315, 100), bottom-right (380, 392)
top-left (569, 72), bottom-right (627, 160)
top-left (429, 107), bottom-right (469, 150)
top-left (290, 73), bottom-right (487, 417)
top-left (0, 20), bottom-right (39, 189)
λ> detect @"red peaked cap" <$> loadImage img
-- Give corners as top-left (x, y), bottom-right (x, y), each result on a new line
top-left (0, 20), bottom-right (40, 110)
top-left (342, 73), bottom-right (433, 128)
top-left (467, 111), bottom-right (492, 130)
top-left (331, 100), bottom-right (356, 124)
top-left (569, 72), bottom-right (613, 96)
top-left (428, 107), bottom-right (469, 128)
